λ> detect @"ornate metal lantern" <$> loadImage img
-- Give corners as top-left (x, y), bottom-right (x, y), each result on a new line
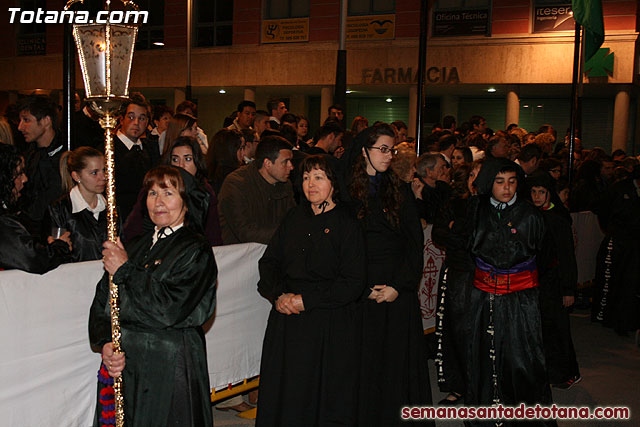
top-left (65, 1), bottom-right (139, 426)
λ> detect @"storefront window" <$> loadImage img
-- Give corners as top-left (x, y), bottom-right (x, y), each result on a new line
top-left (135, 0), bottom-right (164, 50)
top-left (349, 0), bottom-right (395, 16)
top-left (196, 0), bottom-right (233, 47)
top-left (17, 0), bottom-right (46, 56)
top-left (267, 0), bottom-right (310, 19)
top-left (432, 0), bottom-right (491, 37)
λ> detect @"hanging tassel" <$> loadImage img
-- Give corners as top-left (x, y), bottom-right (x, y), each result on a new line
top-left (488, 293), bottom-right (502, 424)
top-left (435, 268), bottom-right (448, 385)
top-left (97, 362), bottom-right (116, 426)
top-left (597, 238), bottom-right (613, 321)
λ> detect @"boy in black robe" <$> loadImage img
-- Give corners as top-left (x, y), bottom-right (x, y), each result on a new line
top-left (466, 157), bottom-right (556, 426)
top-left (527, 171), bottom-right (581, 389)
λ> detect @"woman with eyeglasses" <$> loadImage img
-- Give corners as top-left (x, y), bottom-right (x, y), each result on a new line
top-left (341, 123), bottom-right (433, 426)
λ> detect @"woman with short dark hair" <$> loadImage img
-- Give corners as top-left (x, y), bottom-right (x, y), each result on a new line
top-left (257, 155), bottom-right (366, 426)
top-left (90, 165), bottom-right (218, 427)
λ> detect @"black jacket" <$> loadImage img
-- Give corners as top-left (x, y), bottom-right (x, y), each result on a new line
top-left (0, 212), bottom-right (71, 274)
top-left (45, 194), bottom-right (108, 262)
top-left (22, 134), bottom-right (65, 231)
top-left (112, 135), bottom-right (160, 222)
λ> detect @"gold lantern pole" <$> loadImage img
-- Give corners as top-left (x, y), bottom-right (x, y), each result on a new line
top-left (66, 1), bottom-right (139, 425)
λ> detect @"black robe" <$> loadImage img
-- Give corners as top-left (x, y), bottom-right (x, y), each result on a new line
top-left (89, 226), bottom-right (217, 427)
top-left (432, 196), bottom-right (474, 396)
top-left (467, 195), bottom-right (555, 426)
top-left (0, 212), bottom-right (71, 274)
top-left (537, 205), bottom-right (580, 384)
top-left (355, 184), bottom-right (433, 427)
top-left (256, 204), bottom-right (366, 426)
top-left (45, 194), bottom-right (109, 262)
top-left (592, 177), bottom-right (640, 332)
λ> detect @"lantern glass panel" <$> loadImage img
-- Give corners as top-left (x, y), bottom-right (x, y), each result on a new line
top-left (73, 24), bottom-right (137, 98)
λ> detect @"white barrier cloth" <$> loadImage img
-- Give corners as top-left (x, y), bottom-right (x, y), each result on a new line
top-left (0, 243), bottom-right (269, 427)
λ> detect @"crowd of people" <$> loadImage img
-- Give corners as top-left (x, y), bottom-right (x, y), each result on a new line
top-left (0, 93), bottom-right (639, 426)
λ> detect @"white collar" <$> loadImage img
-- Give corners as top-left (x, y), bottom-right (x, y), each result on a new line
top-left (269, 116), bottom-right (281, 124)
top-left (151, 223), bottom-right (184, 247)
top-left (440, 152), bottom-right (451, 164)
top-left (117, 130), bottom-right (142, 151)
top-left (70, 186), bottom-right (106, 220)
top-left (490, 193), bottom-right (517, 210)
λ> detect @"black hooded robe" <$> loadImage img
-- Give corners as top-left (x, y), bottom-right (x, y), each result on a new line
top-left (466, 158), bottom-right (555, 427)
top-left (256, 204), bottom-right (366, 427)
top-left (88, 227), bottom-right (217, 427)
top-left (592, 177), bottom-right (640, 333)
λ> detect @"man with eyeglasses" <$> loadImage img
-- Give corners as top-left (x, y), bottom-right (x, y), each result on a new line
top-left (114, 95), bottom-right (160, 220)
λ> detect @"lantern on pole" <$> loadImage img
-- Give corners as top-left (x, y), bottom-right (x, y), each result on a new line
top-left (65, 1), bottom-right (139, 425)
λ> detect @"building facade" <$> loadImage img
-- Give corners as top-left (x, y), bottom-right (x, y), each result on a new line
top-left (0, 0), bottom-right (638, 152)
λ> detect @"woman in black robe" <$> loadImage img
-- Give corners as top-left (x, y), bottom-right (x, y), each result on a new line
top-left (341, 124), bottom-right (433, 427)
top-left (466, 157), bottom-right (555, 426)
top-left (527, 171), bottom-right (581, 388)
top-left (0, 142), bottom-right (71, 273)
top-left (256, 155), bottom-right (366, 426)
top-left (89, 165), bottom-right (217, 427)
top-left (46, 147), bottom-right (108, 262)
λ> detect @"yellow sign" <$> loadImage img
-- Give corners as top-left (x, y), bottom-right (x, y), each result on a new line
top-left (346, 14), bottom-right (395, 40)
top-left (262, 18), bottom-right (309, 43)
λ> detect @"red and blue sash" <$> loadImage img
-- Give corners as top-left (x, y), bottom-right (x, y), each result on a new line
top-left (473, 257), bottom-right (539, 294)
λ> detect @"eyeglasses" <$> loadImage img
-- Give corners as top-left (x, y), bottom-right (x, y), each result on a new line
top-left (368, 146), bottom-right (398, 155)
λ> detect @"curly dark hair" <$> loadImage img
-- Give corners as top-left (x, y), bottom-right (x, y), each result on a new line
top-left (0, 143), bottom-right (23, 213)
top-left (348, 123), bottom-right (403, 227)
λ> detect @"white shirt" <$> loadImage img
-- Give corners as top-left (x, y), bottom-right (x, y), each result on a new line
top-left (151, 223), bottom-right (184, 247)
top-left (70, 186), bottom-right (106, 220)
top-left (116, 130), bottom-right (143, 151)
